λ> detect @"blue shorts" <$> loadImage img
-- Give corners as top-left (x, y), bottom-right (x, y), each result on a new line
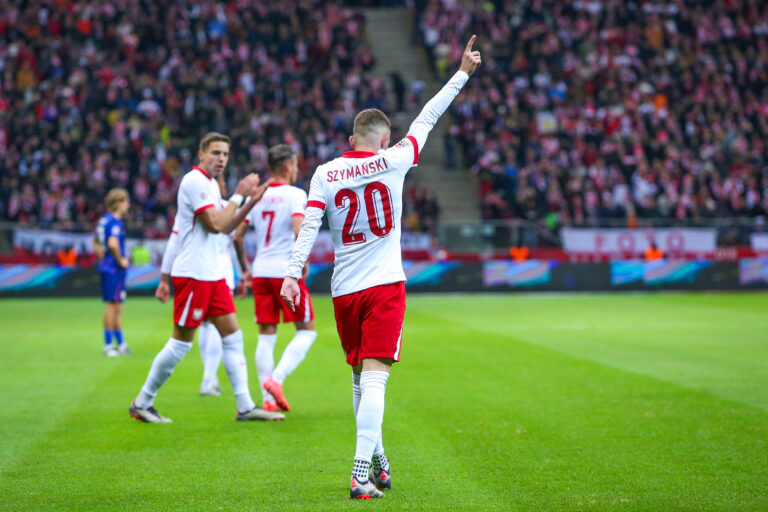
top-left (100, 270), bottom-right (127, 303)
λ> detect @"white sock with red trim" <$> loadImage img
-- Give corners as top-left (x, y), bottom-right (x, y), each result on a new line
top-left (255, 333), bottom-right (277, 404)
top-left (353, 372), bottom-right (384, 458)
top-left (199, 322), bottom-right (222, 388)
top-left (220, 329), bottom-right (255, 413)
top-left (354, 371), bottom-right (389, 463)
top-left (272, 330), bottom-right (316, 383)
top-left (135, 338), bottom-right (193, 409)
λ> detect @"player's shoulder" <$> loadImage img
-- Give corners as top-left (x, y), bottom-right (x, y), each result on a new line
top-left (181, 168), bottom-right (210, 188)
top-left (382, 136), bottom-right (418, 165)
top-left (289, 184), bottom-right (307, 200)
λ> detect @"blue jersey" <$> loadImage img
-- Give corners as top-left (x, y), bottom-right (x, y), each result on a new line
top-left (96, 213), bottom-right (126, 273)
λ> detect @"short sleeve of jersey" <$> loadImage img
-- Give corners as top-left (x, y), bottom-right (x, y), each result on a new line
top-left (291, 188), bottom-right (308, 216)
top-left (306, 171), bottom-right (326, 211)
top-left (182, 173), bottom-right (215, 214)
top-left (382, 136), bottom-right (419, 174)
top-left (107, 219), bottom-right (122, 239)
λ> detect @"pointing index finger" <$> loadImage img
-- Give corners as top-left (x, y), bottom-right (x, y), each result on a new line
top-left (465, 34), bottom-right (477, 52)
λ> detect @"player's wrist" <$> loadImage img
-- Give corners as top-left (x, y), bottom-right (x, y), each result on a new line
top-left (229, 193), bottom-right (244, 207)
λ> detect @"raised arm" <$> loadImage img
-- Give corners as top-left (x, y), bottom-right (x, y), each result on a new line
top-left (406, 35), bottom-right (482, 152)
top-left (197, 175), bottom-right (273, 235)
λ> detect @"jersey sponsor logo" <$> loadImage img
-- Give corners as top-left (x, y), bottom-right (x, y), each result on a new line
top-left (326, 158), bottom-right (388, 182)
top-left (394, 138), bottom-right (411, 149)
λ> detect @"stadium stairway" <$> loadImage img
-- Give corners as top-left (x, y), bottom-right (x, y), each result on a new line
top-left (363, 7), bottom-right (480, 222)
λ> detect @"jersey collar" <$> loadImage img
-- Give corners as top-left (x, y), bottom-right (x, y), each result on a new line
top-left (192, 166), bottom-right (212, 180)
top-left (342, 150), bottom-right (377, 158)
top-left (269, 182), bottom-right (289, 187)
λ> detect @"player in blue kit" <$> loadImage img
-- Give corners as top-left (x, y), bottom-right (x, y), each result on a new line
top-left (93, 188), bottom-right (132, 357)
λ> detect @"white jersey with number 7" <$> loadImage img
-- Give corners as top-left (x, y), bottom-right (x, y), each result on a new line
top-left (286, 70), bottom-right (470, 297)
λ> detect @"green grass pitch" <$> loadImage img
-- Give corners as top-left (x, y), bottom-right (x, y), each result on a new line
top-left (0, 293), bottom-right (767, 511)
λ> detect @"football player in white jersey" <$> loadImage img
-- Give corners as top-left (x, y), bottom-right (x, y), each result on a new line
top-left (131, 132), bottom-right (283, 423)
top-left (157, 173), bottom-right (250, 397)
top-left (280, 37), bottom-right (482, 498)
top-left (236, 144), bottom-right (317, 413)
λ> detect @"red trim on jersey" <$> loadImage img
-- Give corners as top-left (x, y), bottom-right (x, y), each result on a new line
top-left (406, 135), bottom-right (419, 164)
top-left (291, 212), bottom-right (305, 218)
top-left (195, 204), bottom-right (214, 215)
top-left (244, 219), bottom-right (250, 224)
top-left (342, 150), bottom-right (377, 158)
top-left (171, 230), bottom-right (178, 234)
top-left (269, 182), bottom-right (289, 187)
top-left (192, 166), bottom-right (212, 180)
top-left (307, 200), bottom-right (326, 210)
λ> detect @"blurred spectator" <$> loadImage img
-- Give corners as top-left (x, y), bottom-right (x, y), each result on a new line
top-left (0, 0), bottom-right (435, 235)
top-left (412, 0), bottom-right (768, 225)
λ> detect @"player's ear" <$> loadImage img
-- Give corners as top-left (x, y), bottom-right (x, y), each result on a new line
top-left (380, 133), bottom-right (390, 150)
top-left (349, 135), bottom-right (355, 149)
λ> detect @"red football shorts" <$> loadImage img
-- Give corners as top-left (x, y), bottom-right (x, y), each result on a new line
top-left (332, 281), bottom-right (406, 367)
top-left (252, 277), bottom-right (314, 324)
top-left (172, 277), bottom-right (235, 328)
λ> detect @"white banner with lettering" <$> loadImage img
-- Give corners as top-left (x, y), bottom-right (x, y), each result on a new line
top-left (560, 228), bottom-right (717, 253)
top-left (14, 228), bottom-right (433, 263)
top-left (13, 228), bottom-right (94, 255)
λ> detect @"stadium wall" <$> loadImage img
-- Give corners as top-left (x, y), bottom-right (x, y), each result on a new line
top-left (2, 260), bottom-right (768, 298)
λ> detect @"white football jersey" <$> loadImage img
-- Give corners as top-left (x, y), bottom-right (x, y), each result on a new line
top-left (307, 138), bottom-right (419, 296)
top-left (170, 166), bottom-right (227, 281)
top-left (216, 199), bottom-right (236, 289)
top-left (246, 183), bottom-right (307, 278)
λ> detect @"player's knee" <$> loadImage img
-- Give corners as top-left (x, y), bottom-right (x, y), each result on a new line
top-left (294, 321), bottom-right (315, 331)
top-left (258, 324), bottom-right (277, 335)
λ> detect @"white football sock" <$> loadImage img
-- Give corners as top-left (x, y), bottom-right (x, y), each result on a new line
top-left (220, 329), bottom-right (255, 413)
top-left (198, 321), bottom-right (210, 364)
top-left (135, 338), bottom-right (192, 408)
top-left (354, 371), bottom-right (389, 462)
top-left (272, 330), bottom-right (316, 383)
top-left (200, 322), bottom-right (222, 387)
top-left (255, 333), bottom-right (277, 403)
top-left (353, 372), bottom-right (384, 456)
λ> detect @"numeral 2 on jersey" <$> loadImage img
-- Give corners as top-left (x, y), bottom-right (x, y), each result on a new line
top-left (335, 182), bottom-right (394, 246)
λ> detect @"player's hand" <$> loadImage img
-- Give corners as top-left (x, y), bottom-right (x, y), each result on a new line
top-left (119, 257), bottom-right (130, 269)
top-left (235, 279), bottom-right (248, 299)
top-left (235, 173), bottom-right (260, 196)
top-left (155, 281), bottom-right (170, 303)
top-left (236, 269), bottom-right (252, 299)
top-left (459, 35), bottom-right (481, 76)
top-left (280, 277), bottom-right (301, 313)
top-left (302, 261), bottom-right (310, 280)
top-left (250, 177), bottom-right (274, 202)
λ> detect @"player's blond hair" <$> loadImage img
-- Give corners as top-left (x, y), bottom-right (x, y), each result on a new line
top-left (199, 132), bottom-right (231, 152)
top-left (353, 109), bottom-right (391, 141)
top-left (105, 188), bottom-right (129, 212)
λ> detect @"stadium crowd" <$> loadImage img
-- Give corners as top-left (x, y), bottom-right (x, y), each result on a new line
top-left (413, 0), bottom-right (768, 223)
top-left (0, 0), bottom-right (436, 235)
